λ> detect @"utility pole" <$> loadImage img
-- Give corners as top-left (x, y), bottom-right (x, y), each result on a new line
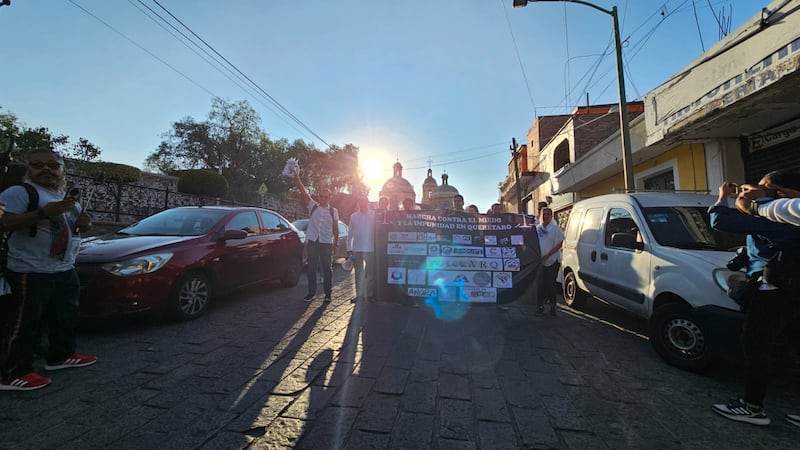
top-left (510, 137), bottom-right (523, 213)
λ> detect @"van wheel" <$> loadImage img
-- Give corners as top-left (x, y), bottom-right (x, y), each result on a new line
top-left (649, 303), bottom-right (710, 371)
top-left (281, 255), bottom-right (303, 287)
top-left (172, 272), bottom-right (211, 321)
top-left (563, 270), bottom-right (587, 309)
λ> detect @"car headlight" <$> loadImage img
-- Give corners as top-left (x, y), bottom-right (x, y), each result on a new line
top-left (101, 253), bottom-right (174, 277)
top-left (712, 267), bottom-right (746, 292)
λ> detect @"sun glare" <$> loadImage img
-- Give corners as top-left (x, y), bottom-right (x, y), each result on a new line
top-left (362, 157), bottom-right (385, 180)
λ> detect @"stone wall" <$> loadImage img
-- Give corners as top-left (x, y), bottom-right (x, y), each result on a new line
top-left (66, 172), bottom-right (306, 229)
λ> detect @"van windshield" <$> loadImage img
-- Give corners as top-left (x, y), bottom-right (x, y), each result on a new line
top-left (642, 206), bottom-right (744, 251)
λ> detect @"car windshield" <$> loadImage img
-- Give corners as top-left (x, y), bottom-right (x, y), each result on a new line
top-left (293, 220), bottom-right (309, 231)
top-left (119, 208), bottom-right (229, 236)
top-left (642, 206), bottom-right (744, 251)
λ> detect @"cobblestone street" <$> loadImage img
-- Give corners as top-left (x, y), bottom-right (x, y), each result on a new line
top-left (2, 268), bottom-right (799, 449)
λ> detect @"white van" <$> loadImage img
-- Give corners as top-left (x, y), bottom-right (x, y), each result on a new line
top-left (560, 193), bottom-right (745, 371)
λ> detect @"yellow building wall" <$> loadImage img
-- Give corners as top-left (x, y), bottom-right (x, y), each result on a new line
top-left (573, 143), bottom-right (708, 200)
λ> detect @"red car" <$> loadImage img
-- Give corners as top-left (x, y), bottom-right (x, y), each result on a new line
top-left (76, 206), bottom-right (304, 320)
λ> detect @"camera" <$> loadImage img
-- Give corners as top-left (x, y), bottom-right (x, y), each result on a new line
top-left (727, 247), bottom-right (749, 271)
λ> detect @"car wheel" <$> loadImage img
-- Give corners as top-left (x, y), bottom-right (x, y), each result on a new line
top-left (172, 272), bottom-right (211, 321)
top-left (281, 255), bottom-right (303, 287)
top-left (649, 302), bottom-right (710, 371)
top-left (563, 269), bottom-right (587, 309)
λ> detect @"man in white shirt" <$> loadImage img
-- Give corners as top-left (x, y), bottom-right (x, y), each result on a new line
top-left (293, 175), bottom-right (339, 302)
top-left (536, 207), bottom-right (564, 316)
top-left (347, 195), bottom-right (376, 303)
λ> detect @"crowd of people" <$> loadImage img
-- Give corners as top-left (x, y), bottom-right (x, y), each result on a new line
top-left (7, 151), bottom-right (797, 432)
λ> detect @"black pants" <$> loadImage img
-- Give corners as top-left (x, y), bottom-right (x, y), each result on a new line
top-left (742, 284), bottom-right (800, 407)
top-left (306, 240), bottom-right (333, 297)
top-left (0, 270), bottom-right (80, 380)
top-left (537, 263), bottom-right (560, 308)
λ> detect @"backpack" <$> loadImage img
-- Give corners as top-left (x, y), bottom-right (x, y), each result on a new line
top-left (0, 182), bottom-right (41, 276)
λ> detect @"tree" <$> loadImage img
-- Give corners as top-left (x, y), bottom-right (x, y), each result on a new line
top-left (145, 98), bottom-right (269, 202)
top-left (0, 107), bottom-right (69, 163)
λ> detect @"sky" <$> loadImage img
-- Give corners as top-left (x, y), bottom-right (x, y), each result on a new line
top-left (0, 0), bottom-right (770, 211)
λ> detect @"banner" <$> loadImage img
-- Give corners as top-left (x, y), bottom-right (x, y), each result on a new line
top-left (374, 210), bottom-right (541, 304)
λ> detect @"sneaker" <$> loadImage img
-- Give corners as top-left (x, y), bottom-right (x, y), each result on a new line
top-left (44, 353), bottom-right (98, 371)
top-left (324, 296), bottom-right (332, 302)
top-left (786, 414), bottom-right (800, 428)
top-left (0, 372), bottom-right (52, 391)
top-left (712, 398), bottom-right (771, 425)
top-left (303, 293), bottom-right (314, 302)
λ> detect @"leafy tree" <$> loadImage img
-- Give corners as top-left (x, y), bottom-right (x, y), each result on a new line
top-left (146, 98), bottom-right (269, 202)
top-left (67, 137), bottom-right (102, 162)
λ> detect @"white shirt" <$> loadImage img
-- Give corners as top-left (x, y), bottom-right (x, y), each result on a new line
top-left (758, 198), bottom-right (800, 226)
top-left (537, 221), bottom-right (565, 267)
top-left (347, 209), bottom-right (376, 253)
top-left (305, 199), bottom-right (339, 244)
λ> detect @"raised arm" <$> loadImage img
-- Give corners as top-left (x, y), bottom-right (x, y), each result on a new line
top-left (757, 198), bottom-right (800, 226)
top-left (293, 174), bottom-right (311, 204)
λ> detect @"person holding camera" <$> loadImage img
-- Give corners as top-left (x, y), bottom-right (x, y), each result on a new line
top-left (709, 170), bottom-right (800, 426)
top-left (736, 173), bottom-right (800, 226)
top-left (0, 150), bottom-right (96, 391)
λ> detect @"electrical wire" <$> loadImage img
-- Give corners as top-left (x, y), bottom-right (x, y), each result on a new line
top-left (499, 0), bottom-right (537, 117)
top-left (67, 0), bottom-right (216, 98)
top-left (691, 0), bottom-right (707, 51)
top-left (128, 0), bottom-right (320, 144)
top-left (149, 0), bottom-right (330, 148)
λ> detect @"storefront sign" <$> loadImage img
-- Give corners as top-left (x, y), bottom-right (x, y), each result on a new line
top-left (749, 117), bottom-right (800, 151)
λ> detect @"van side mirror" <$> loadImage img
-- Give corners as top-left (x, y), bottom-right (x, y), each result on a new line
top-left (611, 232), bottom-right (643, 250)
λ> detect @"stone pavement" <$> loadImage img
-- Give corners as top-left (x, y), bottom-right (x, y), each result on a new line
top-left (2, 268), bottom-right (799, 449)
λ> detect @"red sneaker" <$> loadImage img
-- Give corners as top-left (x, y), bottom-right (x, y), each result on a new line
top-left (0, 372), bottom-right (52, 391)
top-left (44, 353), bottom-right (98, 371)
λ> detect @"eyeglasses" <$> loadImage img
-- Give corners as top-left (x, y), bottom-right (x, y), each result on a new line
top-left (28, 161), bottom-right (63, 170)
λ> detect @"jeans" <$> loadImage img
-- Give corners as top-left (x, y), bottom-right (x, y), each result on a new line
top-left (742, 283), bottom-right (800, 407)
top-left (0, 269), bottom-right (80, 379)
top-left (537, 263), bottom-right (560, 308)
top-left (306, 240), bottom-right (333, 297)
top-left (352, 251), bottom-right (375, 300)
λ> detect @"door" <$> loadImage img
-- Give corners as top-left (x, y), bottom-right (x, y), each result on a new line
top-left (258, 210), bottom-right (293, 279)
top-left (592, 206), bottom-right (651, 316)
top-left (220, 211), bottom-right (263, 288)
top-left (574, 207), bottom-right (605, 296)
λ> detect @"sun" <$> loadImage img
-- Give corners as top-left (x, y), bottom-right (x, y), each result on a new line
top-left (362, 157), bottom-right (385, 180)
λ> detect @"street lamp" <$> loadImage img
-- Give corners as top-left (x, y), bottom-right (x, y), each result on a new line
top-left (513, 0), bottom-right (635, 192)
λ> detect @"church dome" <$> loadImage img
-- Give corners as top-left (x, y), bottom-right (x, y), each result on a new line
top-left (379, 161), bottom-right (416, 210)
top-left (429, 172), bottom-right (460, 209)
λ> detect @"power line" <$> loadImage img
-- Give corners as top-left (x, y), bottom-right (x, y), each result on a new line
top-left (499, 0), bottom-right (537, 117)
top-left (67, 0), bottom-right (216, 99)
top-left (127, 0), bottom-right (320, 144)
top-left (149, 0), bottom-right (330, 148)
top-left (691, 0), bottom-right (706, 52)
